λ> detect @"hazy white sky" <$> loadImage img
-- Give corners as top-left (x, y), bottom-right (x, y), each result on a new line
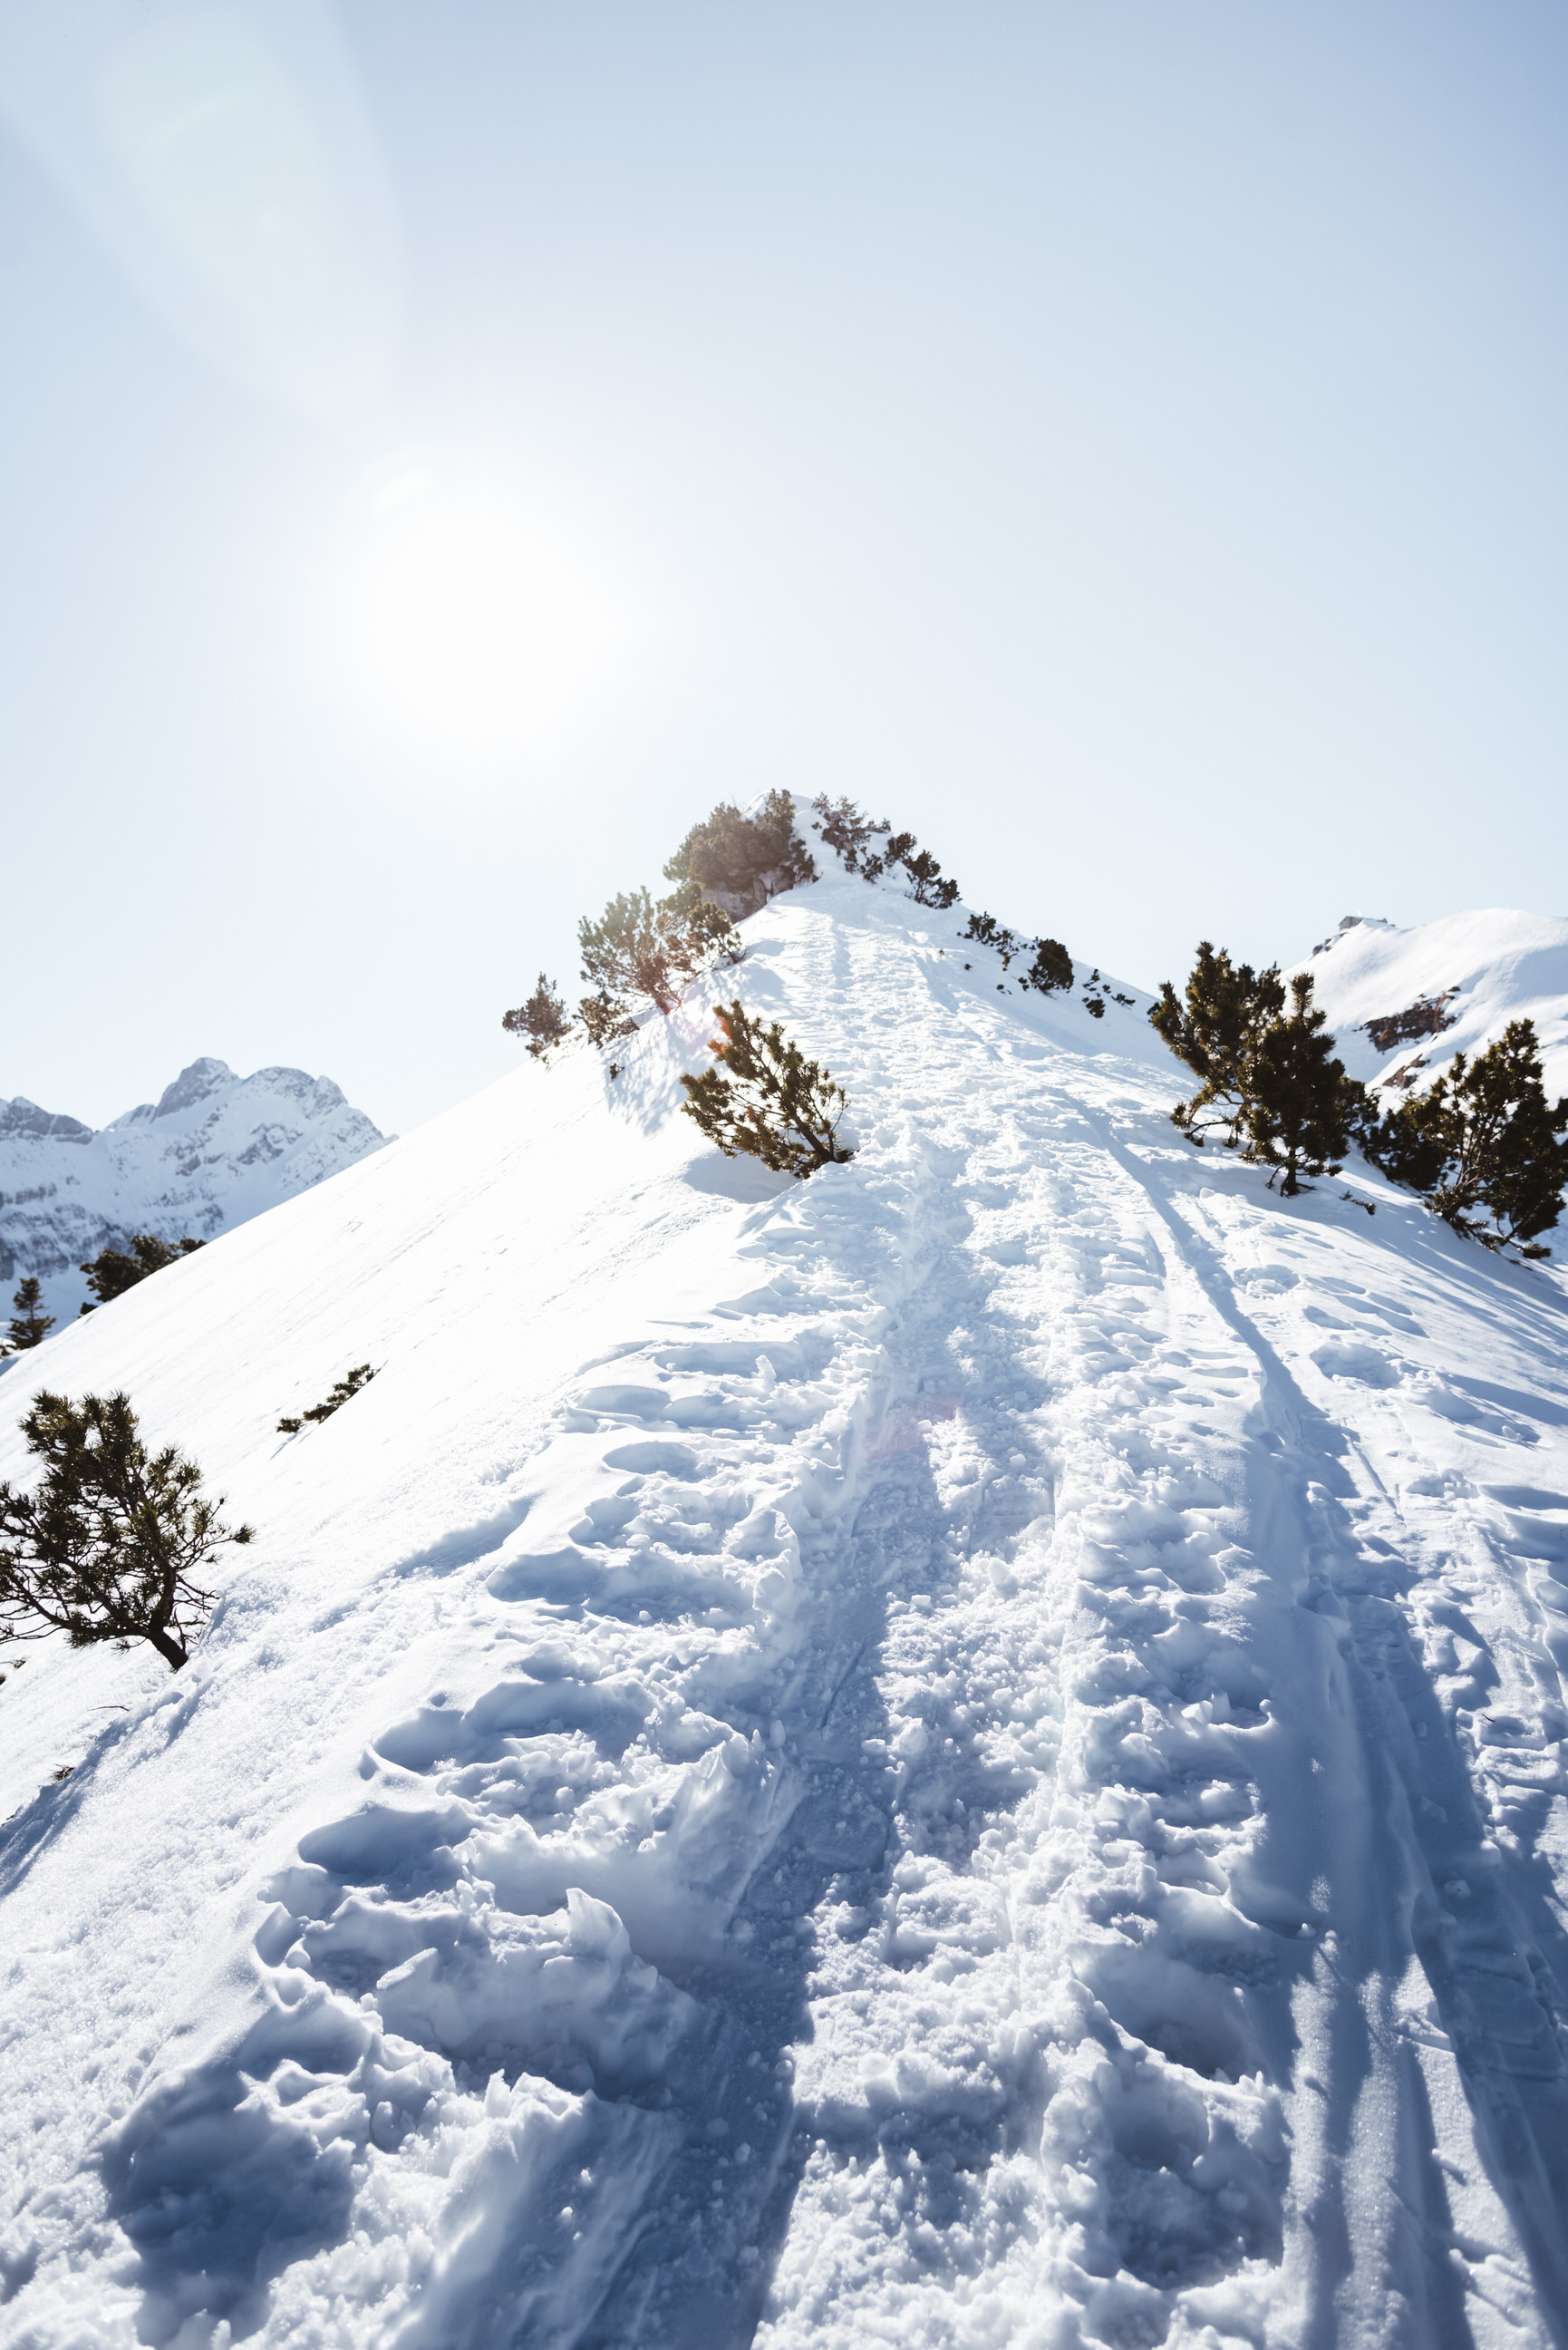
top-left (4, 0), bottom-right (1565, 1136)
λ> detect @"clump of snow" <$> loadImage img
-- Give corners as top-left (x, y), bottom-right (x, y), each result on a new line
top-left (2, 867), bottom-right (1567, 2345)
top-left (0, 1057), bottom-right (388, 1324)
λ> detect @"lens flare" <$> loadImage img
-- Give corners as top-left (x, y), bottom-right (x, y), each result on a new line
top-left (334, 467), bottom-right (635, 754)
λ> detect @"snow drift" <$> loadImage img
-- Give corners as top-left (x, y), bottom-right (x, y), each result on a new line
top-left (0, 1056), bottom-right (388, 1327)
top-left (2, 868), bottom-right (1567, 2348)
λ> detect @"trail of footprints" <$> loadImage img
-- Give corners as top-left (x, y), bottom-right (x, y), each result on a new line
top-left (159, 1022), bottom-right (1568, 2343)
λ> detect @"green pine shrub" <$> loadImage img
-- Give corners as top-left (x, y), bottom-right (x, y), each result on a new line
top-left (1151, 943), bottom-right (1364, 1197)
top-left (79, 1233), bottom-right (204, 1312)
top-left (4, 1277), bottom-right (54, 1353)
top-left (962, 914), bottom-right (1073, 994)
top-left (277, 1364), bottom-right (377, 1437)
top-left (811, 796), bottom-right (960, 906)
top-left (681, 1001), bottom-right (853, 1178)
top-left (0, 1390), bottom-right (252, 1672)
top-left (1363, 1018), bottom-right (1568, 1254)
top-left (502, 974), bottom-right (573, 1059)
top-left (574, 883), bottom-right (742, 1040)
top-left (1027, 939), bottom-right (1074, 994)
top-left (664, 790), bottom-right (817, 913)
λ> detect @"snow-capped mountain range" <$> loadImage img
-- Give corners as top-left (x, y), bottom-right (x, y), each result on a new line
top-left (3, 847), bottom-right (1568, 2347)
top-left (0, 1057), bottom-right (388, 1325)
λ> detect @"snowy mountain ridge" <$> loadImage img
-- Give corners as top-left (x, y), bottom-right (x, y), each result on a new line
top-left (2, 864), bottom-right (1568, 2347)
top-left (0, 1055), bottom-right (388, 1325)
top-left (1293, 905), bottom-right (1568, 1104)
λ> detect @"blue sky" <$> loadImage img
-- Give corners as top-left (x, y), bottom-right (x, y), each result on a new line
top-left (3, 0), bottom-right (1565, 1133)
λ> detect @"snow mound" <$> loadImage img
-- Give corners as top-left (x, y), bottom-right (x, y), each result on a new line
top-left (0, 1057), bottom-right (388, 1324)
top-left (2, 869), bottom-right (1567, 2346)
top-left (1296, 907), bottom-right (1568, 1102)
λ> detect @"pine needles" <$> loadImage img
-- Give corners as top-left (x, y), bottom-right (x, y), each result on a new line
top-left (681, 1002), bottom-right (853, 1179)
top-left (0, 1391), bottom-right (252, 1672)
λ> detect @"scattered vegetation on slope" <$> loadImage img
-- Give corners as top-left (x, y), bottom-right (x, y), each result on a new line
top-left (277, 1364), bottom-right (377, 1437)
top-left (80, 1232), bottom-right (204, 1312)
top-left (960, 912), bottom-right (1074, 996)
top-left (0, 1390), bottom-right (251, 1672)
top-left (680, 1001), bottom-right (853, 1178)
top-left (1154, 944), bottom-right (1568, 1252)
top-left (808, 794), bottom-right (959, 907)
top-left (504, 791), bottom-right (817, 1059)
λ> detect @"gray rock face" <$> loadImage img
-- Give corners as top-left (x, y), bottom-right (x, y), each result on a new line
top-left (0, 1059), bottom-right (389, 1321)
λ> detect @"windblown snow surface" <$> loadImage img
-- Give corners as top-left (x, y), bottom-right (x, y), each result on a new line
top-left (4, 872), bottom-right (1568, 2350)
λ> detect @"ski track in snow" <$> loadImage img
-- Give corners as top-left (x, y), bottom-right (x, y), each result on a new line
top-left (3, 875), bottom-right (1568, 2347)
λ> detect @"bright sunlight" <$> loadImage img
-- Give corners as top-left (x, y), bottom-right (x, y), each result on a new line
top-left (333, 463), bottom-right (636, 755)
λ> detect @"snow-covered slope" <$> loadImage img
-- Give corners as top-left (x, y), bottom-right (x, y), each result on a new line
top-left (0, 1058), bottom-right (388, 1326)
top-left (3, 873), bottom-right (1568, 2348)
top-left (1296, 908), bottom-right (1568, 1104)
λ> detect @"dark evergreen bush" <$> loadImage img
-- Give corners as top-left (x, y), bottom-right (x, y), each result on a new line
top-left (578, 989), bottom-right (639, 1051)
top-left (1025, 939), bottom-right (1074, 995)
top-left (277, 1364), bottom-right (377, 1437)
top-left (80, 1233), bottom-right (204, 1311)
top-left (963, 912), bottom-right (1024, 966)
top-left (576, 885), bottom-right (741, 1039)
top-left (961, 915), bottom-right (1073, 994)
top-left (811, 796), bottom-right (959, 906)
top-left (4, 1277), bottom-right (54, 1353)
top-left (1364, 1018), bottom-right (1568, 1253)
top-left (664, 790), bottom-right (817, 913)
top-left (0, 1390), bottom-right (252, 1671)
top-left (811, 794), bottom-right (892, 875)
top-left (502, 973), bottom-right (573, 1059)
top-left (899, 848), bottom-right (960, 909)
top-left (681, 1001), bottom-right (853, 1178)
top-left (1151, 943), bottom-right (1363, 1196)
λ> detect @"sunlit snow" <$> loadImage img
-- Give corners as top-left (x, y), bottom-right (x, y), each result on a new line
top-left (2, 859), bottom-right (1566, 2345)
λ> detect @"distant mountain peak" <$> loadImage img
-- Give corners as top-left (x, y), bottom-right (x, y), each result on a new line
top-left (150, 1057), bottom-right (237, 1121)
top-left (0, 1057), bottom-right (387, 1316)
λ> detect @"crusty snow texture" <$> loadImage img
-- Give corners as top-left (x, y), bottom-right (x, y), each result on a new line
top-left (3, 877), bottom-right (1568, 2349)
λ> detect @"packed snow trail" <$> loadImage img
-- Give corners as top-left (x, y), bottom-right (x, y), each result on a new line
top-left (2, 873), bottom-right (1567, 2347)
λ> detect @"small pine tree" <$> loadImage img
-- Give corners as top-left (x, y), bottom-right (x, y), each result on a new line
top-left (4, 1277), bottom-right (54, 1353)
top-left (1151, 943), bottom-right (1286, 1148)
top-left (1152, 944), bottom-right (1362, 1195)
top-left (502, 974), bottom-right (573, 1059)
top-left (277, 1364), bottom-right (376, 1437)
top-left (1366, 1018), bottom-right (1568, 1253)
top-left (1024, 938), bottom-right (1073, 994)
top-left (577, 886), bottom-right (740, 1024)
top-left (898, 847), bottom-right (960, 909)
top-left (1249, 974), bottom-right (1360, 1195)
top-left (963, 912), bottom-right (1024, 966)
top-left (80, 1234), bottom-right (204, 1311)
top-left (681, 1001), bottom-right (853, 1178)
top-left (0, 1390), bottom-right (252, 1671)
top-left (578, 989), bottom-right (639, 1050)
top-left (664, 791), bottom-right (817, 910)
top-left (811, 794), bottom-right (893, 875)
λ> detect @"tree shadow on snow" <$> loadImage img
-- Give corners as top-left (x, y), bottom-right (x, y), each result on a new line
top-left (1109, 1131), bottom-right (1568, 2341)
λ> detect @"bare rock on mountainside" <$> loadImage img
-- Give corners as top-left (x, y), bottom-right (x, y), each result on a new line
top-left (0, 1056), bottom-right (387, 1323)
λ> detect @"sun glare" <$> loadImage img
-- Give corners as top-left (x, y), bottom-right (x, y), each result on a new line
top-left (334, 467), bottom-right (634, 754)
